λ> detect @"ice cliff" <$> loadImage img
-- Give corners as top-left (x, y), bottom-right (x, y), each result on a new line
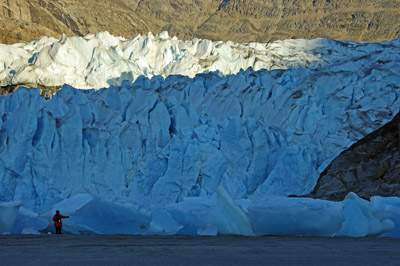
top-left (2, 31), bottom-right (340, 90)
top-left (1, 32), bottom-right (400, 236)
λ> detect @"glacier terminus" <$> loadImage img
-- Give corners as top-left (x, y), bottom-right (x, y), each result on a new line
top-left (1, 32), bottom-right (400, 237)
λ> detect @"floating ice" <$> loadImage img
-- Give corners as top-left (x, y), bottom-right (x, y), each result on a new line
top-left (338, 193), bottom-right (394, 237)
top-left (70, 195), bottom-right (151, 234)
top-left (248, 196), bottom-right (344, 237)
top-left (15, 191), bottom-right (395, 237)
top-left (208, 186), bottom-right (254, 236)
top-left (148, 209), bottom-right (183, 235)
top-left (371, 196), bottom-right (400, 238)
top-left (0, 201), bottom-right (21, 233)
top-left (166, 197), bottom-right (215, 235)
top-left (10, 207), bottom-right (48, 234)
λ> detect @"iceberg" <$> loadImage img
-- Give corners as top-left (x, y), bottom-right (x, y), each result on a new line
top-left (0, 201), bottom-right (21, 233)
top-left (208, 186), bottom-right (254, 236)
top-left (338, 193), bottom-right (394, 237)
top-left (10, 207), bottom-right (48, 234)
top-left (69, 195), bottom-right (152, 235)
top-left (248, 196), bottom-right (344, 237)
top-left (371, 196), bottom-right (400, 238)
top-left (166, 197), bottom-right (215, 235)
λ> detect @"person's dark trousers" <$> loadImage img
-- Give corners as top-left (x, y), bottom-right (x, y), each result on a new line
top-left (55, 227), bottom-right (62, 234)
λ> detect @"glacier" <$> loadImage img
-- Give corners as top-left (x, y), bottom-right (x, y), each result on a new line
top-left (1, 32), bottom-right (400, 237)
top-left (0, 31), bottom-right (360, 90)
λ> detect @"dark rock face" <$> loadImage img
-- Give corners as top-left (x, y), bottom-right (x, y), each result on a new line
top-left (1, 0), bottom-right (400, 44)
top-left (0, 84), bottom-right (60, 99)
top-left (307, 111), bottom-right (400, 201)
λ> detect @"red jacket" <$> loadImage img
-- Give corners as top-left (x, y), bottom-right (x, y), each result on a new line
top-left (53, 213), bottom-right (69, 227)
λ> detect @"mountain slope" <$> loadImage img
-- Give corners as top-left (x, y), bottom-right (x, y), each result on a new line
top-left (1, 0), bottom-right (400, 44)
top-left (198, 0), bottom-right (400, 43)
top-left (0, 0), bottom-right (152, 44)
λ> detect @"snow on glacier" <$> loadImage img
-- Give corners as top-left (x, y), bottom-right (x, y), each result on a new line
top-left (1, 31), bottom-right (337, 90)
top-left (1, 32), bottom-right (400, 236)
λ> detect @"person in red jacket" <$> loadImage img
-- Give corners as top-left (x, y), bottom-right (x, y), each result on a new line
top-left (53, 210), bottom-right (70, 234)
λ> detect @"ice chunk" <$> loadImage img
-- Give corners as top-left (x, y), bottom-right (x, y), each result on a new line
top-left (10, 207), bottom-right (48, 234)
top-left (248, 196), bottom-right (344, 237)
top-left (148, 209), bottom-right (182, 235)
top-left (70, 195), bottom-right (151, 234)
top-left (338, 192), bottom-right (394, 237)
top-left (0, 201), bottom-right (21, 233)
top-left (197, 223), bottom-right (218, 236)
top-left (166, 197), bottom-right (214, 235)
top-left (370, 196), bottom-right (400, 238)
top-left (208, 186), bottom-right (254, 236)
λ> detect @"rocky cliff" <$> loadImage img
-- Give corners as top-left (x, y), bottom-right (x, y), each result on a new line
top-left (1, 0), bottom-right (400, 44)
top-left (308, 111), bottom-right (400, 201)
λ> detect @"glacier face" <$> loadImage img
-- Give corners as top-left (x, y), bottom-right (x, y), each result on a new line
top-left (1, 66), bottom-right (399, 210)
top-left (1, 33), bottom-right (400, 236)
top-left (0, 31), bottom-right (378, 90)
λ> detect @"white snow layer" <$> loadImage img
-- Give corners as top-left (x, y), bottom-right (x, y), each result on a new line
top-left (2, 31), bottom-right (333, 90)
top-left (1, 32), bottom-right (400, 236)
